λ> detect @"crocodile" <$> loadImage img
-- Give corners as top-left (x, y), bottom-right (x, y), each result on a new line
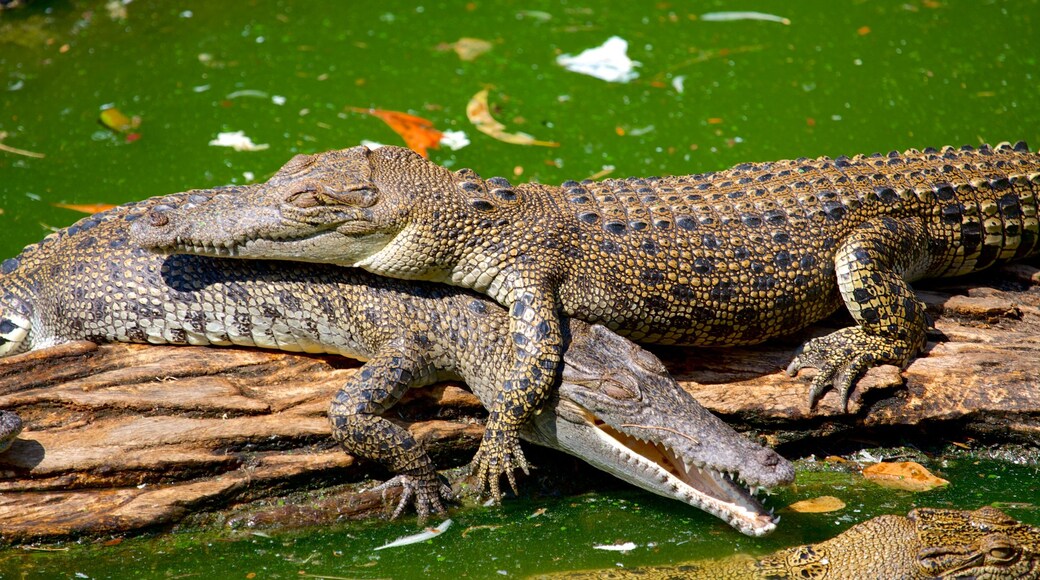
top-left (540, 506), bottom-right (1040, 579)
top-left (0, 409), bottom-right (20, 453)
top-left (130, 142), bottom-right (1040, 496)
top-left (0, 189), bottom-right (794, 536)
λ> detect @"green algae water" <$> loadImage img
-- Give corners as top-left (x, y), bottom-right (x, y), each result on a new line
top-left (2, 457), bottom-right (1038, 578)
top-left (1, 0), bottom-right (1039, 577)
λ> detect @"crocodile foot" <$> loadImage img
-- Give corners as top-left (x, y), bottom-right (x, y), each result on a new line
top-left (470, 429), bottom-right (530, 502)
top-left (787, 327), bottom-right (919, 411)
top-left (370, 473), bottom-right (454, 523)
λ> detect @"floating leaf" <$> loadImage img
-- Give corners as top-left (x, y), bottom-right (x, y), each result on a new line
top-left (99, 107), bottom-right (140, 133)
top-left (52, 202), bottom-right (117, 214)
top-left (786, 495), bottom-right (846, 513)
top-left (374, 519), bottom-right (452, 550)
top-left (348, 107), bottom-right (443, 158)
top-left (442, 37), bottom-right (493, 61)
top-left (862, 461), bottom-right (949, 492)
top-left (466, 89), bottom-right (559, 147)
top-left (700, 11), bottom-right (791, 25)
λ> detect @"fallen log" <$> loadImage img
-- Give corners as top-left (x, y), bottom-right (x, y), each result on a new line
top-left (0, 262), bottom-right (1036, 543)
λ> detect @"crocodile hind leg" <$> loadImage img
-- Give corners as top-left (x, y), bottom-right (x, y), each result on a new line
top-left (328, 342), bottom-right (452, 521)
top-left (789, 216), bottom-right (932, 410)
top-left (471, 288), bottom-right (563, 501)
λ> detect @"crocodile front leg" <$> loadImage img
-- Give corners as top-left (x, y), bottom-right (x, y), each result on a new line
top-left (327, 341), bottom-right (451, 521)
top-left (789, 216), bottom-right (931, 410)
top-left (472, 287), bottom-right (563, 501)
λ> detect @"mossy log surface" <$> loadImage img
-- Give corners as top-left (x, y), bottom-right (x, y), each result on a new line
top-left (0, 263), bottom-right (1037, 543)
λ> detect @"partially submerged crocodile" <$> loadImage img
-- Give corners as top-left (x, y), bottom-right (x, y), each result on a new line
top-left (131, 142), bottom-right (1040, 496)
top-left (0, 189), bottom-right (793, 536)
top-left (542, 507), bottom-right (1040, 579)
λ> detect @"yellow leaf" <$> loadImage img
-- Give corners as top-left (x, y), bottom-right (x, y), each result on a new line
top-left (465, 89), bottom-right (559, 148)
top-left (862, 461), bottom-right (949, 492)
top-left (99, 107), bottom-right (140, 133)
top-left (786, 495), bottom-right (846, 513)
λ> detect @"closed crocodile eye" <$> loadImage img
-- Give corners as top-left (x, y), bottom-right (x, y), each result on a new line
top-left (988, 546), bottom-right (1018, 561)
top-left (601, 379), bottom-right (636, 400)
top-left (286, 187), bottom-right (322, 208)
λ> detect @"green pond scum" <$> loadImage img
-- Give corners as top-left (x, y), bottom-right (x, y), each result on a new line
top-left (1, 457), bottom-right (1038, 578)
top-left (0, 0), bottom-right (1038, 577)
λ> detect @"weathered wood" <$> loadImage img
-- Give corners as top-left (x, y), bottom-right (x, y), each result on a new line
top-left (0, 263), bottom-right (1036, 543)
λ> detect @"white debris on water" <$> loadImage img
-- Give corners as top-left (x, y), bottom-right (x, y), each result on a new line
top-left (556, 36), bottom-right (640, 83)
top-left (593, 541), bottom-right (638, 552)
top-left (208, 131), bottom-right (269, 152)
top-left (374, 519), bottom-right (453, 550)
top-left (700, 11), bottom-right (791, 25)
top-left (439, 130), bottom-right (471, 150)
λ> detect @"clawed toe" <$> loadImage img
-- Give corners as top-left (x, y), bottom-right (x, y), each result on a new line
top-left (371, 473), bottom-right (455, 523)
top-left (471, 431), bottom-right (530, 502)
top-left (790, 327), bottom-right (915, 412)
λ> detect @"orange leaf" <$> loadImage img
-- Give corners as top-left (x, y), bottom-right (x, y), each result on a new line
top-left (52, 202), bottom-right (118, 214)
top-left (786, 495), bottom-right (846, 513)
top-left (348, 107), bottom-right (443, 158)
top-left (862, 461), bottom-right (949, 492)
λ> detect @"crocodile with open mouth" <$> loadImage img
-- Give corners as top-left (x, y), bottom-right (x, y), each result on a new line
top-left (129, 142), bottom-right (1040, 499)
top-left (0, 188), bottom-right (793, 536)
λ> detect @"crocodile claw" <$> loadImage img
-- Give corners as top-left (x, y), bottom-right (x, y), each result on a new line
top-left (788, 327), bottom-right (917, 412)
top-left (370, 473), bottom-right (455, 523)
top-left (470, 429), bottom-right (530, 502)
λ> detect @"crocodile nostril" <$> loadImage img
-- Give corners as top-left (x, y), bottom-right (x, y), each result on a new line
top-left (148, 211), bottom-right (170, 227)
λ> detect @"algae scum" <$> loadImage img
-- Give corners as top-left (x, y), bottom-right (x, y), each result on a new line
top-left (1, 0), bottom-right (1038, 577)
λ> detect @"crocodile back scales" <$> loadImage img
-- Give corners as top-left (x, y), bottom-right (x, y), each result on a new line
top-left (441, 142), bottom-right (1039, 346)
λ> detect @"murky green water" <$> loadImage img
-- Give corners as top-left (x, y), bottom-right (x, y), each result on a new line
top-left (2, 0), bottom-right (1038, 577)
top-left (1, 457), bottom-right (1038, 578)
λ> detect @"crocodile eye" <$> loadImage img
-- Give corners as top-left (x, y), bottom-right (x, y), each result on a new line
top-left (322, 186), bottom-right (380, 208)
top-left (286, 187), bottom-right (322, 208)
top-left (988, 546), bottom-right (1018, 561)
top-left (600, 378), bottom-right (636, 400)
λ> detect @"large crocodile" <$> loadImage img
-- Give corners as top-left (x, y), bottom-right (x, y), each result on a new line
top-left (540, 506), bottom-right (1040, 579)
top-left (0, 189), bottom-right (793, 536)
top-left (131, 142), bottom-right (1040, 497)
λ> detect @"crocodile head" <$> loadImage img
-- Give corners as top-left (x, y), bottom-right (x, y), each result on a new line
top-left (913, 507), bottom-right (1040, 578)
top-left (524, 322), bottom-right (794, 537)
top-left (129, 146), bottom-right (439, 268)
top-left (0, 267), bottom-right (35, 358)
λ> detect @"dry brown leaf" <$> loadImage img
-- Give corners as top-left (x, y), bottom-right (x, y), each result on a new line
top-left (785, 495), bottom-right (846, 513)
top-left (448, 37), bottom-right (493, 61)
top-left (348, 107), bottom-right (443, 158)
top-left (465, 89), bottom-right (559, 148)
top-left (862, 461), bottom-right (949, 492)
top-left (51, 202), bottom-right (118, 214)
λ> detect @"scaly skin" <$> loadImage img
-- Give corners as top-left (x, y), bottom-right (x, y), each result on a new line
top-left (0, 409), bottom-right (21, 453)
top-left (129, 142), bottom-right (1040, 494)
top-left (541, 507), bottom-right (1040, 579)
top-left (0, 190), bottom-right (794, 536)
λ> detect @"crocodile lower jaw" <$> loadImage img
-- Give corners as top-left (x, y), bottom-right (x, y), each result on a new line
top-left (591, 417), bottom-right (778, 536)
